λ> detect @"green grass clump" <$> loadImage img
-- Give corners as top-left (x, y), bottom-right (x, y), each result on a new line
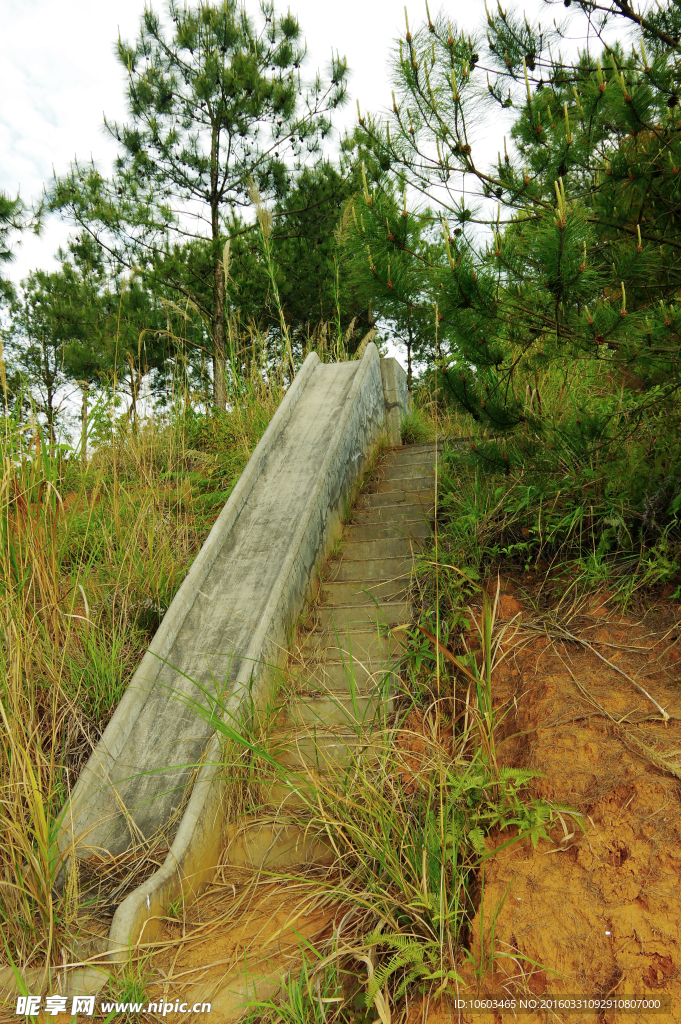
top-left (418, 354), bottom-right (681, 609)
top-left (400, 408), bottom-right (433, 445)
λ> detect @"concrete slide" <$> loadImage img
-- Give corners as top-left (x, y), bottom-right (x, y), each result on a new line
top-left (59, 342), bottom-right (409, 955)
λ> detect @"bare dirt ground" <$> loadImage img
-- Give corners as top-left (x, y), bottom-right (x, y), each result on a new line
top-left (428, 579), bottom-right (681, 1024)
top-left (140, 868), bottom-right (339, 1021)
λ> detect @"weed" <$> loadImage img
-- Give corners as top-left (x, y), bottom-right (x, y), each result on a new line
top-left (243, 952), bottom-right (346, 1024)
top-left (400, 409), bottom-right (433, 446)
top-left (169, 618), bottom-right (563, 1008)
top-left (422, 353), bottom-right (681, 610)
top-left (166, 890), bottom-right (184, 922)
top-left (106, 953), bottom-right (152, 1022)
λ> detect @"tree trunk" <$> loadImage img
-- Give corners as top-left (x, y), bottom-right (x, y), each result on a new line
top-left (46, 396), bottom-right (55, 445)
top-left (406, 314), bottom-right (414, 394)
top-left (42, 334), bottom-right (56, 444)
top-left (131, 381), bottom-right (138, 433)
top-left (211, 128), bottom-right (226, 410)
top-left (81, 382), bottom-right (88, 469)
top-left (127, 354), bottom-right (138, 433)
top-left (212, 255), bottom-right (226, 409)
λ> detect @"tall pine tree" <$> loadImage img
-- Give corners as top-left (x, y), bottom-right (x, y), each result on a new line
top-left (347, 0), bottom-right (681, 503)
top-left (49, 0), bottom-right (348, 408)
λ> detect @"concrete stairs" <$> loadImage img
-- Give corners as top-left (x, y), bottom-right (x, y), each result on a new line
top-left (52, 345), bottom-right (418, 972)
top-left (263, 442), bottom-right (438, 801)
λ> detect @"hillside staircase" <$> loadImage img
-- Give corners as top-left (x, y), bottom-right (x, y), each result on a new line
top-left (261, 442), bottom-right (438, 804)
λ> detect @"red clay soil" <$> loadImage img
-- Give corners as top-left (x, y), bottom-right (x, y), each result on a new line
top-left (432, 581), bottom-right (681, 1024)
top-left (142, 870), bottom-right (340, 1019)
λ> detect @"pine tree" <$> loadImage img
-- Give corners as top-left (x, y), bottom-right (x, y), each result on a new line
top-left (5, 236), bottom-right (167, 439)
top-left (49, 0), bottom-right (347, 408)
top-left (268, 161), bottom-right (374, 356)
top-left (347, 1), bottom-right (681, 497)
top-left (0, 193), bottom-right (25, 304)
top-left (339, 146), bottom-right (439, 388)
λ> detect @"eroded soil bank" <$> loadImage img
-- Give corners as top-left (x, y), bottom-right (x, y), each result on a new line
top-left (437, 581), bottom-right (681, 1023)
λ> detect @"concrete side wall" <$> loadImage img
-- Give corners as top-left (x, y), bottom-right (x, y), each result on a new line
top-left (380, 356), bottom-right (411, 444)
top-left (59, 350), bottom-right (322, 863)
top-left (107, 345), bottom-right (407, 955)
top-left (77, 364), bottom-right (367, 858)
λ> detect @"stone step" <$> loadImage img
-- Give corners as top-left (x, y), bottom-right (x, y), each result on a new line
top-left (315, 601), bottom-right (411, 631)
top-left (396, 442), bottom-right (442, 454)
top-left (387, 459), bottom-right (437, 474)
top-left (269, 730), bottom-right (384, 771)
top-left (327, 555), bottom-right (413, 582)
top-left (259, 724), bottom-right (389, 807)
top-left (293, 658), bottom-right (400, 692)
top-left (350, 516), bottom-right (430, 540)
top-left (259, 781), bottom-right (311, 809)
top-left (223, 815), bottom-right (333, 868)
top-left (342, 530), bottom-right (428, 556)
top-left (276, 692), bottom-right (394, 728)
top-left (345, 521), bottom-right (431, 544)
top-left (353, 499), bottom-right (435, 519)
top-left (374, 473), bottom-right (435, 493)
top-left (300, 629), bottom-right (406, 663)
top-left (391, 446), bottom-right (438, 462)
top-left (375, 454), bottom-right (435, 472)
top-left (323, 577), bottom-right (409, 605)
top-left (362, 489), bottom-right (433, 509)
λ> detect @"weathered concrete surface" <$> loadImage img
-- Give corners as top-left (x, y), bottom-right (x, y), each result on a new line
top-left (380, 358), bottom-right (410, 445)
top-left (59, 343), bottom-right (409, 956)
top-left (60, 350), bottom-right (320, 861)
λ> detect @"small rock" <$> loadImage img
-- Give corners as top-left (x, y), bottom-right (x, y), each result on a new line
top-left (66, 967), bottom-right (110, 998)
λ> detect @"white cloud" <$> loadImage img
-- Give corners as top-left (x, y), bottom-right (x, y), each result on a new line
top-left (1, 0), bottom-right (144, 279)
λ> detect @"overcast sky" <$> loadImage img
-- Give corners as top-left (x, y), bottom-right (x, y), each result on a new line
top-left (1, 0), bottom-right (608, 285)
